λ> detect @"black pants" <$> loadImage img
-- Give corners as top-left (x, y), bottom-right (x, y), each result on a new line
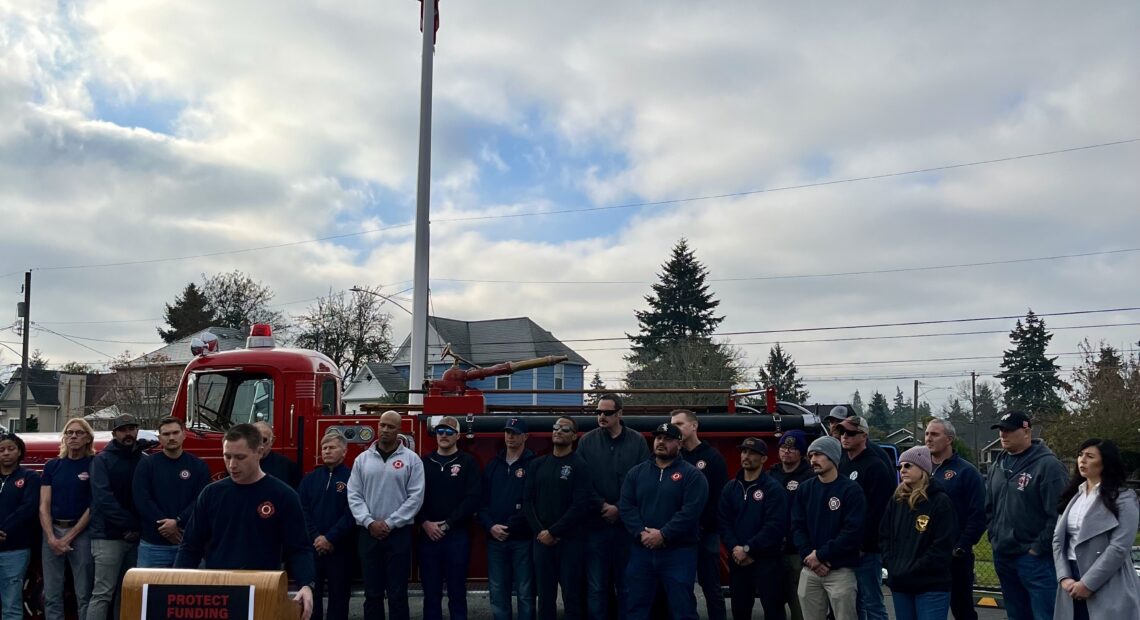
top-left (314, 548), bottom-right (353, 620)
top-left (728, 555), bottom-right (785, 620)
top-left (1068, 560), bottom-right (1090, 620)
top-left (949, 552), bottom-right (978, 620)
top-left (359, 525), bottom-right (412, 620)
top-left (533, 538), bottom-right (584, 620)
top-left (696, 533), bottom-right (727, 620)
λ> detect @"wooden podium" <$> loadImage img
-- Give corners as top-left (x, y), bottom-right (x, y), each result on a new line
top-left (119, 569), bottom-right (302, 620)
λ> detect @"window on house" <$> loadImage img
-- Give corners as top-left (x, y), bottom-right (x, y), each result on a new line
top-left (554, 364), bottom-right (565, 390)
top-left (495, 375), bottom-right (510, 390)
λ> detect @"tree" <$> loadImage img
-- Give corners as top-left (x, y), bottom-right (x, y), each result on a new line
top-left (104, 352), bottom-right (182, 427)
top-left (625, 337), bottom-right (745, 407)
top-left (158, 283), bottom-right (217, 343)
top-left (866, 391), bottom-right (891, 429)
top-left (292, 287), bottom-right (394, 380)
top-left (850, 390), bottom-right (865, 417)
top-left (58, 361), bottom-right (93, 374)
top-left (29, 350), bottom-right (48, 370)
top-left (755, 344), bottom-right (810, 404)
top-left (586, 371), bottom-right (607, 406)
top-left (891, 386), bottom-right (912, 428)
top-left (996, 310), bottom-right (1068, 417)
top-left (200, 270), bottom-right (284, 330)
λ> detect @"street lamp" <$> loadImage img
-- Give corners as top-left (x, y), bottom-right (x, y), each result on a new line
top-left (348, 286), bottom-right (413, 316)
top-left (914, 380), bottom-right (954, 446)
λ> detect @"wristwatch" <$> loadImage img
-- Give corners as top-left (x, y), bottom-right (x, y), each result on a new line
top-left (440, 522), bottom-right (450, 533)
top-left (742, 545), bottom-right (750, 554)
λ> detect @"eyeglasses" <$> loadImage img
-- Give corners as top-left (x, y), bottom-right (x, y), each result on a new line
top-left (594, 409), bottom-right (618, 416)
top-left (778, 445), bottom-right (799, 452)
top-left (840, 430), bottom-right (863, 437)
top-left (435, 428), bottom-right (457, 437)
top-left (551, 425), bottom-right (575, 433)
top-left (63, 430), bottom-right (87, 437)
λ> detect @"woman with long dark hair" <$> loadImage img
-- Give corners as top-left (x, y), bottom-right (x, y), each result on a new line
top-left (1051, 438), bottom-right (1140, 620)
top-left (879, 446), bottom-right (956, 620)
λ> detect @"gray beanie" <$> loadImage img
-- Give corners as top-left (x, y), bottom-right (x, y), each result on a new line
top-left (807, 436), bottom-right (842, 467)
top-left (898, 446), bottom-right (933, 475)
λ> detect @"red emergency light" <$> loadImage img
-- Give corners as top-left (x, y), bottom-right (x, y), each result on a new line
top-left (247, 323), bottom-right (276, 349)
top-left (250, 324), bottom-right (273, 337)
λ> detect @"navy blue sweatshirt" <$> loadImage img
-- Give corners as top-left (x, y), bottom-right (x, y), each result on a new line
top-left (261, 452), bottom-right (301, 488)
top-left (839, 447), bottom-right (896, 553)
top-left (479, 448), bottom-right (535, 541)
top-left (524, 452), bottom-right (592, 540)
top-left (791, 475), bottom-right (866, 569)
top-left (680, 441), bottom-right (728, 536)
top-left (769, 460), bottom-right (815, 554)
top-left (930, 452), bottom-right (986, 551)
top-left (419, 450), bottom-right (481, 531)
top-left (717, 470), bottom-right (788, 558)
top-left (175, 475), bottom-right (315, 587)
top-left (879, 482), bottom-right (957, 593)
top-left (619, 458), bottom-right (708, 547)
top-left (89, 439), bottom-right (146, 539)
top-left (298, 464), bottom-right (354, 548)
top-left (0, 467), bottom-right (42, 551)
top-left (42, 456), bottom-right (93, 520)
top-left (132, 451), bottom-right (211, 546)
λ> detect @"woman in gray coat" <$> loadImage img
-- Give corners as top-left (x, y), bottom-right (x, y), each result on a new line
top-left (1051, 438), bottom-right (1140, 620)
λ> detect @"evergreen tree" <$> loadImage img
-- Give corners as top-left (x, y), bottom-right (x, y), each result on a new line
top-left (29, 350), bottom-right (48, 371)
top-left (866, 391), bottom-right (891, 429)
top-left (1048, 340), bottom-right (1139, 468)
top-left (996, 310), bottom-right (1068, 416)
top-left (158, 283), bottom-right (218, 343)
top-left (891, 386), bottom-right (912, 427)
top-left (756, 344), bottom-right (810, 404)
top-left (586, 371), bottom-right (606, 406)
top-left (850, 390), bottom-right (865, 417)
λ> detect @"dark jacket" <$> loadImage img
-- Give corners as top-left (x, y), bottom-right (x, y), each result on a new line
top-left (680, 441), bottom-right (728, 537)
top-left (577, 424), bottom-right (650, 521)
top-left (132, 451), bottom-right (211, 546)
top-left (619, 458), bottom-right (709, 547)
top-left (89, 439), bottom-right (146, 540)
top-left (298, 463), bottom-right (355, 548)
top-left (985, 439), bottom-right (1068, 556)
top-left (839, 446), bottom-right (896, 553)
top-left (930, 452), bottom-right (986, 550)
top-left (717, 470), bottom-right (788, 559)
top-left (768, 459), bottom-right (814, 554)
top-left (419, 450), bottom-right (481, 531)
top-left (479, 448), bottom-right (535, 541)
top-left (791, 475), bottom-right (866, 569)
top-left (0, 467), bottom-right (42, 551)
top-left (524, 452), bottom-right (592, 540)
top-left (879, 481), bottom-right (957, 593)
top-left (261, 451), bottom-right (301, 488)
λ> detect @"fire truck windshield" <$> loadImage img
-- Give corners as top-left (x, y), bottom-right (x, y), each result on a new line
top-left (186, 371), bottom-right (274, 431)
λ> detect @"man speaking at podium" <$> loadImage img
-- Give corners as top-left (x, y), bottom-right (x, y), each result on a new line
top-left (175, 424), bottom-right (315, 619)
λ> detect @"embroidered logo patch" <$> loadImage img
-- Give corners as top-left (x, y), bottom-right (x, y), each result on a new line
top-left (392, 460), bottom-right (404, 470)
top-left (943, 470), bottom-right (956, 480)
top-left (915, 515), bottom-right (930, 532)
top-left (671, 472), bottom-right (683, 482)
top-left (515, 468), bottom-right (526, 479)
top-left (786, 480), bottom-right (799, 491)
top-left (179, 469), bottom-right (191, 480)
top-left (849, 471), bottom-right (858, 481)
top-left (335, 482), bottom-right (347, 493)
top-left (559, 465), bottom-right (572, 480)
top-left (1016, 472), bottom-right (1032, 491)
top-left (752, 489), bottom-right (764, 501)
top-left (14, 478), bottom-right (24, 489)
top-left (258, 501), bottom-right (275, 519)
top-left (450, 464), bottom-right (462, 477)
top-left (78, 472), bottom-right (89, 481)
top-left (828, 497), bottom-right (841, 511)
top-left (696, 460), bottom-right (707, 470)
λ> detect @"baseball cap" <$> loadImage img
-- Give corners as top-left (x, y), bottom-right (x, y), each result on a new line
top-left (434, 416), bottom-right (460, 433)
top-left (827, 406), bottom-right (849, 421)
top-left (991, 410), bottom-right (1031, 431)
top-left (737, 437), bottom-right (768, 455)
top-left (112, 414), bottom-right (139, 431)
top-left (651, 423), bottom-right (682, 440)
top-left (838, 416), bottom-right (870, 434)
top-left (503, 417), bottom-right (528, 434)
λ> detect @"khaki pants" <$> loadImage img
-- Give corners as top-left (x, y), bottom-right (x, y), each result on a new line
top-left (783, 554), bottom-right (805, 620)
top-left (797, 566), bottom-right (856, 620)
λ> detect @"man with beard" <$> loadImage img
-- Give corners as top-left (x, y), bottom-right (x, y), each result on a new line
top-left (619, 423), bottom-right (708, 620)
top-left (577, 393), bottom-right (649, 619)
top-left (792, 436), bottom-right (865, 620)
top-left (480, 417), bottom-right (536, 620)
top-left (87, 414), bottom-right (148, 620)
top-left (837, 416), bottom-right (894, 620)
top-left (132, 416), bottom-right (210, 568)
top-left (718, 437), bottom-right (788, 620)
top-left (298, 430), bottom-right (354, 620)
top-left (671, 409), bottom-right (728, 620)
top-left (347, 410), bottom-right (425, 620)
top-left (768, 430), bottom-right (814, 620)
top-left (524, 417), bottom-right (591, 620)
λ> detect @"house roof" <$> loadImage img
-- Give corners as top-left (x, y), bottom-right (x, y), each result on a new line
top-left (126, 327), bottom-right (246, 367)
top-left (344, 362), bottom-right (407, 399)
top-left (0, 367), bottom-right (61, 407)
top-left (391, 316), bottom-right (589, 367)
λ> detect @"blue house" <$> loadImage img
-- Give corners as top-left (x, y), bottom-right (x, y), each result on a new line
top-left (390, 316), bottom-right (589, 406)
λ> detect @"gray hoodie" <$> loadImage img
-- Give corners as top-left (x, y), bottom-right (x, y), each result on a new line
top-left (984, 439), bottom-right (1068, 557)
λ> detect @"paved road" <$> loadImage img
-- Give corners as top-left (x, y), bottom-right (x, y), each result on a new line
top-left (341, 588), bottom-right (1010, 618)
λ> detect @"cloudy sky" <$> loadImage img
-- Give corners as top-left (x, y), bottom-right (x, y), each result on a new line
top-left (2, 1), bottom-right (1138, 410)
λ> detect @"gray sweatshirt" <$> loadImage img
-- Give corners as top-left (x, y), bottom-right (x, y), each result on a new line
top-left (984, 439), bottom-right (1068, 557)
top-left (347, 442), bottom-right (425, 530)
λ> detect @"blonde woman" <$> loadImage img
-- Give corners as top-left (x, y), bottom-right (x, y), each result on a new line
top-left (878, 446), bottom-right (956, 620)
top-left (38, 418), bottom-right (96, 620)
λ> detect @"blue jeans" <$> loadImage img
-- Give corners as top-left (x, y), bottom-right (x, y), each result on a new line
top-left (419, 530), bottom-right (470, 620)
top-left (137, 541), bottom-right (180, 568)
top-left (993, 552), bottom-right (1056, 620)
top-left (487, 538), bottom-right (535, 620)
top-left (585, 523), bottom-right (631, 619)
top-left (625, 545), bottom-right (698, 620)
top-left (0, 549), bottom-right (30, 620)
top-left (891, 591), bottom-right (950, 620)
top-left (854, 553), bottom-right (888, 620)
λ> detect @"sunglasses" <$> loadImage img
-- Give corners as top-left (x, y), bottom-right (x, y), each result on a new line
top-left (840, 429), bottom-right (864, 437)
top-left (435, 428), bottom-right (458, 437)
top-left (897, 462), bottom-right (915, 470)
top-left (594, 409), bottom-right (618, 416)
top-left (551, 424), bottom-right (575, 433)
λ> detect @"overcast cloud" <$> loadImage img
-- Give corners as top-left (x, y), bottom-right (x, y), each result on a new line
top-left (2, 1), bottom-right (1138, 409)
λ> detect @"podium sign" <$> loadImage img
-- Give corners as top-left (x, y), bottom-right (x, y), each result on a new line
top-left (142, 584), bottom-right (255, 620)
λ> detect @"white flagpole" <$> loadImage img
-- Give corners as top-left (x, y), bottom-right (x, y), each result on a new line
top-left (409, 0), bottom-right (435, 406)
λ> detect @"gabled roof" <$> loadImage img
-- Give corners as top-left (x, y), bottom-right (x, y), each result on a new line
top-left (351, 362), bottom-right (407, 394)
top-left (126, 327), bottom-right (246, 367)
top-left (0, 367), bottom-right (61, 407)
top-left (391, 316), bottom-right (588, 367)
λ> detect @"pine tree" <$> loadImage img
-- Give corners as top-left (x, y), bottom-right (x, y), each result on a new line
top-left (850, 390), bottom-right (865, 417)
top-left (158, 283), bottom-right (218, 343)
top-left (866, 391), bottom-right (891, 429)
top-left (996, 310), bottom-right (1068, 416)
top-left (586, 371), bottom-right (607, 406)
top-left (891, 386), bottom-right (912, 427)
top-left (756, 344), bottom-right (810, 404)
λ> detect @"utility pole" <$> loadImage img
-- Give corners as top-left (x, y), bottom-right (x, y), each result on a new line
top-left (971, 371), bottom-right (978, 463)
top-left (913, 379), bottom-right (919, 447)
top-left (18, 271), bottom-right (30, 432)
top-left (408, 0), bottom-right (437, 407)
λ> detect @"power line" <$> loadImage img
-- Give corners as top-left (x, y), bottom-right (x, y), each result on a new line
top-left (32, 325), bottom-right (116, 360)
top-left (21, 138), bottom-right (1139, 273)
